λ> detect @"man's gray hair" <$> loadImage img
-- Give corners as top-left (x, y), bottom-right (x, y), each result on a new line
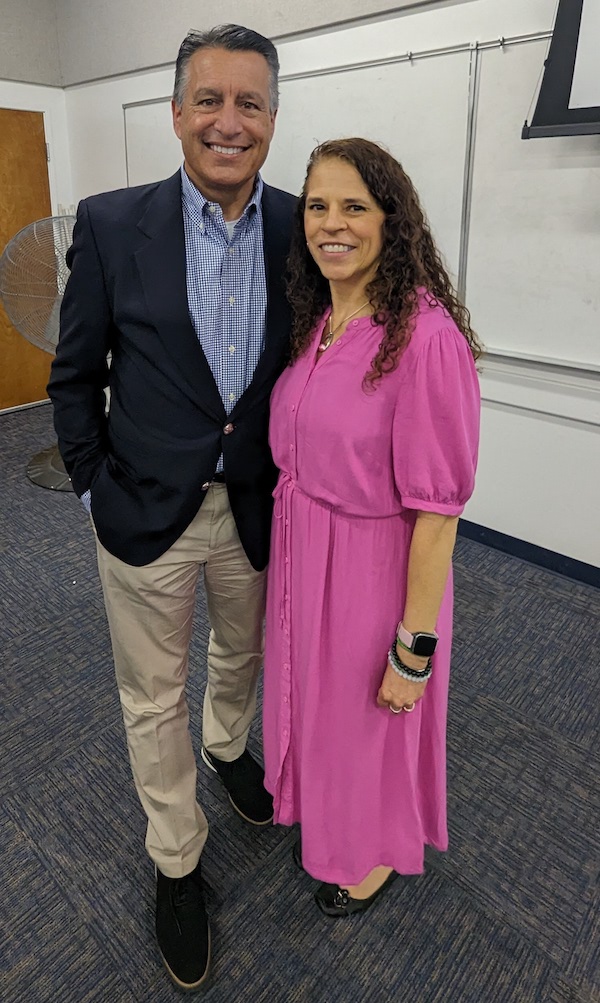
top-left (173, 24), bottom-right (280, 113)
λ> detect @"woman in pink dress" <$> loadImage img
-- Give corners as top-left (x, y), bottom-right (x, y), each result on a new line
top-left (263, 138), bottom-right (481, 916)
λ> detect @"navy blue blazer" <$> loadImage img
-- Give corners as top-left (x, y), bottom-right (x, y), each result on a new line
top-left (48, 171), bottom-right (297, 569)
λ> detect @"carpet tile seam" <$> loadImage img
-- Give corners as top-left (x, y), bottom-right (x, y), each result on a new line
top-left (1, 818), bottom-right (145, 1003)
top-left (0, 717), bottom-right (125, 800)
top-left (448, 692), bottom-right (600, 773)
top-left (420, 854), bottom-right (587, 979)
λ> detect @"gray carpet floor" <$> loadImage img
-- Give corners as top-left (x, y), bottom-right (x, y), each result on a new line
top-left (1, 403), bottom-right (598, 1003)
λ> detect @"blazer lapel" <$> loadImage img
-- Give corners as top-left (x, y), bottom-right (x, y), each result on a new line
top-left (134, 171), bottom-right (225, 421)
top-left (263, 184), bottom-right (294, 361)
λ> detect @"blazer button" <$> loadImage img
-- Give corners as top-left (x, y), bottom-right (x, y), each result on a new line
top-left (223, 423), bottom-right (235, 435)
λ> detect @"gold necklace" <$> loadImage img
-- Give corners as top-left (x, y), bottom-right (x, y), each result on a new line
top-left (318, 300), bottom-right (370, 353)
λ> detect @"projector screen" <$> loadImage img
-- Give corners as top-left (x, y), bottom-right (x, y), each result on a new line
top-left (523, 0), bottom-right (600, 138)
top-left (570, 0), bottom-right (600, 107)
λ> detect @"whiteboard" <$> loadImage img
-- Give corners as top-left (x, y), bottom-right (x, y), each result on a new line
top-left (570, 0), bottom-right (600, 108)
top-left (264, 53), bottom-right (471, 281)
top-left (122, 38), bottom-right (600, 371)
top-left (467, 40), bottom-right (600, 368)
top-left (124, 52), bottom-right (471, 282)
top-left (125, 99), bottom-right (181, 186)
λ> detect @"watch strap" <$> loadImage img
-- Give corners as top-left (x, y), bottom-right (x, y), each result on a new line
top-left (396, 621), bottom-right (439, 655)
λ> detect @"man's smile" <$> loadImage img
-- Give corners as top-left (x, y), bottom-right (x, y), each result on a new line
top-left (205, 143), bottom-right (248, 155)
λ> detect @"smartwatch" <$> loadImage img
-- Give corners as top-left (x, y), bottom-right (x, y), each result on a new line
top-left (396, 621), bottom-right (439, 658)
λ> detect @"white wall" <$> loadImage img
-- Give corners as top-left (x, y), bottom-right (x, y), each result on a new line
top-left (65, 69), bottom-right (175, 201)
top-left (65, 1), bottom-right (560, 204)
top-left (474, 361), bottom-right (599, 564)
top-left (0, 80), bottom-right (72, 214)
top-left (55, 0), bottom-right (600, 565)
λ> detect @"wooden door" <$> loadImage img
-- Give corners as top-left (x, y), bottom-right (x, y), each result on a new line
top-left (0, 108), bottom-right (53, 410)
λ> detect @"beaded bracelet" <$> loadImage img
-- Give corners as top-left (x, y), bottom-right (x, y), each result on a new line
top-left (388, 642), bottom-right (432, 682)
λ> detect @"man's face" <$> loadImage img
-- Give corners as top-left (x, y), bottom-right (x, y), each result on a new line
top-left (172, 47), bottom-right (276, 210)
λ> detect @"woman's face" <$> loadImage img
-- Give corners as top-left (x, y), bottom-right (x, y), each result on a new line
top-left (304, 157), bottom-right (386, 291)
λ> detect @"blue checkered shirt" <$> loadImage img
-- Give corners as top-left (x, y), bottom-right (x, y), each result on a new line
top-left (181, 166), bottom-right (267, 440)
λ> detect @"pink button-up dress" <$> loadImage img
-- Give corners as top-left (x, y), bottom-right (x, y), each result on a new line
top-left (263, 295), bottom-right (481, 885)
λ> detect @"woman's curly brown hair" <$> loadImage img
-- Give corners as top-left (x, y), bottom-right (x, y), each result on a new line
top-left (287, 138), bottom-right (482, 384)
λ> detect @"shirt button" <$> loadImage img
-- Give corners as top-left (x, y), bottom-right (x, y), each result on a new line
top-left (283, 695), bottom-right (289, 703)
top-left (229, 345), bottom-right (235, 354)
top-left (229, 295), bottom-right (235, 305)
top-left (208, 205), bottom-right (216, 214)
top-left (290, 445), bottom-right (294, 451)
top-left (223, 423), bottom-right (235, 435)
top-left (291, 405), bottom-right (295, 412)
top-left (228, 246), bottom-right (235, 254)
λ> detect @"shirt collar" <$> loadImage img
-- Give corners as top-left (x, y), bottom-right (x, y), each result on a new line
top-left (180, 165), bottom-right (263, 221)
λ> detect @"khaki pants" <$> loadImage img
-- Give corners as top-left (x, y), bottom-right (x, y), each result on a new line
top-left (95, 484), bottom-right (266, 878)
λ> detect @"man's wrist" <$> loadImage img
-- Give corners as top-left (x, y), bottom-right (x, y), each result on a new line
top-left (80, 488), bottom-right (92, 514)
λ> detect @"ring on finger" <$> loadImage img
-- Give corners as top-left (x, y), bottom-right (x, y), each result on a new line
top-left (389, 704), bottom-right (403, 714)
top-left (403, 702), bottom-right (416, 713)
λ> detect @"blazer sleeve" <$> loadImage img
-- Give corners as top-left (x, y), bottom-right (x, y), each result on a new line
top-left (47, 199), bottom-right (112, 498)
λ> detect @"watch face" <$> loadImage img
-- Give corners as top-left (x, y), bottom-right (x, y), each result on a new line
top-left (413, 633), bottom-right (438, 657)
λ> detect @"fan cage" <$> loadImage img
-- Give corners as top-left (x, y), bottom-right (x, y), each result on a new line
top-left (0, 215), bottom-right (75, 354)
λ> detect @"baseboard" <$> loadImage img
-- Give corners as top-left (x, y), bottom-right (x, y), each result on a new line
top-left (458, 520), bottom-right (599, 588)
top-left (0, 398), bottom-right (50, 416)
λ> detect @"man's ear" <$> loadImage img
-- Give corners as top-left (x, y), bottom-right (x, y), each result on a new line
top-left (172, 98), bottom-right (182, 140)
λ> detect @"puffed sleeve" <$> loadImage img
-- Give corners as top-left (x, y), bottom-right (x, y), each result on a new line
top-left (392, 325), bottom-right (480, 516)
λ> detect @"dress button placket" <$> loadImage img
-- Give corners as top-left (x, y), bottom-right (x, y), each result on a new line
top-left (273, 387), bottom-right (305, 813)
top-left (272, 473), bottom-right (295, 816)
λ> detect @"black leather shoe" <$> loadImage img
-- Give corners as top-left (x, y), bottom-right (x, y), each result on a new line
top-left (201, 747), bottom-right (273, 825)
top-left (314, 871), bottom-right (398, 918)
top-left (156, 859), bottom-right (211, 991)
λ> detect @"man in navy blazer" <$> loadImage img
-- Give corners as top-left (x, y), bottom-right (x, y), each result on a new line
top-left (48, 25), bottom-right (296, 991)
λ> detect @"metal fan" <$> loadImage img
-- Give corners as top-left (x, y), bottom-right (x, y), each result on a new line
top-left (0, 215), bottom-right (75, 490)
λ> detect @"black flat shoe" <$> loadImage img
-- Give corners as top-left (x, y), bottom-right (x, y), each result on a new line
top-left (292, 838), bottom-right (304, 872)
top-left (201, 747), bottom-right (273, 825)
top-left (314, 871), bottom-right (398, 918)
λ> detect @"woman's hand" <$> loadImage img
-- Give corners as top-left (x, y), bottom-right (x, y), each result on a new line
top-left (377, 649), bottom-right (429, 713)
